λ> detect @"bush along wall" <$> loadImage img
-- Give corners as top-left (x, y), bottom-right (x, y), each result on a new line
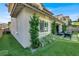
top-left (29, 13), bottom-right (41, 48)
top-left (51, 20), bottom-right (56, 34)
top-left (62, 23), bottom-right (67, 33)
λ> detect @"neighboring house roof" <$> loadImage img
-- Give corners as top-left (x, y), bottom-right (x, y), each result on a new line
top-left (54, 16), bottom-right (64, 24)
top-left (56, 14), bottom-right (71, 25)
top-left (64, 16), bottom-right (69, 18)
top-left (0, 23), bottom-right (8, 29)
top-left (56, 14), bottom-right (63, 16)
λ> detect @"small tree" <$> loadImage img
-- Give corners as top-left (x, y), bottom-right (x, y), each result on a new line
top-left (62, 24), bottom-right (67, 33)
top-left (51, 20), bottom-right (56, 34)
top-left (29, 13), bottom-right (41, 48)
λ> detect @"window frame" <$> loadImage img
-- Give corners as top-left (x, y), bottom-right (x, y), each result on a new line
top-left (39, 20), bottom-right (48, 32)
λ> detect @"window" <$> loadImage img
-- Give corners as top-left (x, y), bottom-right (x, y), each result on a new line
top-left (44, 22), bottom-right (48, 32)
top-left (40, 20), bottom-right (48, 32)
top-left (40, 20), bottom-right (44, 32)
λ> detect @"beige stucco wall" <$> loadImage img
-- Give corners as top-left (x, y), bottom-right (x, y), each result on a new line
top-left (39, 17), bottom-right (51, 38)
top-left (11, 7), bottom-right (31, 48)
top-left (56, 21), bottom-right (63, 33)
top-left (11, 6), bottom-right (52, 48)
top-left (0, 29), bottom-right (3, 38)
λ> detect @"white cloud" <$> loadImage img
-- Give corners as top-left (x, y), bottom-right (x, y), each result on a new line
top-left (69, 13), bottom-right (79, 21)
top-left (0, 16), bottom-right (11, 23)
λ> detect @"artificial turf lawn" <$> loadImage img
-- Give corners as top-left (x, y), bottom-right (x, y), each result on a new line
top-left (0, 33), bottom-right (32, 56)
top-left (0, 33), bottom-right (79, 56)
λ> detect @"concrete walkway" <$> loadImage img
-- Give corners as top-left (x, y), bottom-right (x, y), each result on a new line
top-left (71, 34), bottom-right (79, 41)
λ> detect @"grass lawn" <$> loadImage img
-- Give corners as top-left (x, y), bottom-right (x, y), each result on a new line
top-left (34, 40), bottom-right (79, 56)
top-left (0, 33), bottom-right (79, 56)
top-left (0, 33), bottom-right (32, 56)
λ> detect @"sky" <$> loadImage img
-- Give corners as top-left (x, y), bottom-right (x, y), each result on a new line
top-left (43, 3), bottom-right (79, 21)
top-left (0, 3), bottom-right (10, 23)
top-left (0, 3), bottom-right (79, 23)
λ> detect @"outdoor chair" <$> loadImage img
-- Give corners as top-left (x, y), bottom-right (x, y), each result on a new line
top-left (64, 32), bottom-right (72, 39)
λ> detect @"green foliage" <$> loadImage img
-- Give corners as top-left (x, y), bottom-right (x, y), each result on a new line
top-left (62, 24), bottom-right (67, 33)
top-left (51, 20), bottom-right (56, 34)
top-left (29, 13), bottom-right (41, 48)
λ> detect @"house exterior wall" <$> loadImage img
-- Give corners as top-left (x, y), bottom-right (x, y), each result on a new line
top-left (56, 15), bottom-right (71, 33)
top-left (1, 23), bottom-right (8, 29)
top-left (59, 24), bottom-right (63, 33)
top-left (39, 16), bottom-right (51, 38)
top-left (0, 29), bottom-right (3, 38)
top-left (67, 26), bottom-right (73, 33)
top-left (10, 18), bottom-right (17, 37)
top-left (10, 6), bottom-right (52, 48)
top-left (64, 18), bottom-right (69, 25)
top-left (56, 21), bottom-right (63, 33)
top-left (0, 24), bottom-right (3, 38)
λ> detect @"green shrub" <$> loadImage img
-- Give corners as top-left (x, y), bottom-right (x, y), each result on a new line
top-left (62, 24), bottom-right (67, 33)
top-left (29, 13), bottom-right (41, 48)
top-left (51, 20), bottom-right (56, 34)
